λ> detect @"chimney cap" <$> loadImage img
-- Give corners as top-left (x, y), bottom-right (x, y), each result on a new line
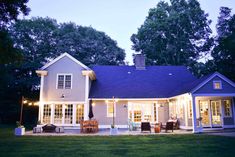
top-left (134, 54), bottom-right (145, 70)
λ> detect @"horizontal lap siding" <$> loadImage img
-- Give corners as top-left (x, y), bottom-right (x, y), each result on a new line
top-left (92, 100), bottom-right (128, 125)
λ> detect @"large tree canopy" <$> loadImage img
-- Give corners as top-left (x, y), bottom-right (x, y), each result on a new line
top-left (10, 17), bottom-right (125, 68)
top-left (209, 7), bottom-right (235, 81)
top-left (131, 0), bottom-right (212, 73)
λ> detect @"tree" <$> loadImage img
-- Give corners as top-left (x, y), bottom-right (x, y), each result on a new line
top-left (131, 0), bottom-right (213, 74)
top-left (210, 7), bottom-right (235, 81)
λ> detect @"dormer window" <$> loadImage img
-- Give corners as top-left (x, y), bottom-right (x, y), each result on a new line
top-left (213, 80), bottom-right (222, 89)
top-left (57, 74), bottom-right (72, 89)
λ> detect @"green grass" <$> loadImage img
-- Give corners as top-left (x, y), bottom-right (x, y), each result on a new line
top-left (0, 125), bottom-right (235, 157)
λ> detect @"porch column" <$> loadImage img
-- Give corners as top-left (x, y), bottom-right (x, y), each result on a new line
top-left (36, 70), bottom-right (48, 122)
top-left (84, 75), bottom-right (89, 120)
top-left (51, 104), bottom-right (54, 124)
top-left (192, 95), bottom-right (198, 133)
top-left (73, 104), bottom-right (76, 125)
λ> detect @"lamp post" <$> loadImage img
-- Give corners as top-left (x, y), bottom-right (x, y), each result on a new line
top-left (112, 96), bottom-right (115, 127)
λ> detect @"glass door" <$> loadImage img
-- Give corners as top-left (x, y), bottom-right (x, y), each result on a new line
top-left (199, 101), bottom-right (210, 127)
top-left (211, 101), bottom-right (222, 127)
top-left (64, 104), bottom-right (73, 124)
top-left (54, 104), bottom-right (63, 124)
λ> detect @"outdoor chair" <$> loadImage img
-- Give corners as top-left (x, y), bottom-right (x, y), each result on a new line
top-left (141, 122), bottom-right (151, 133)
top-left (42, 124), bottom-right (56, 133)
top-left (161, 121), bottom-right (174, 133)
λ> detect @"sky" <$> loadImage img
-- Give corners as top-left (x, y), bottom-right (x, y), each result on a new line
top-left (27, 0), bottom-right (235, 65)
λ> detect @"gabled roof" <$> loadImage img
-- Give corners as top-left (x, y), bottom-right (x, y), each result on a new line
top-left (89, 66), bottom-right (197, 99)
top-left (190, 72), bottom-right (235, 93)
top-left (40, 52), bottom-right (90, 70)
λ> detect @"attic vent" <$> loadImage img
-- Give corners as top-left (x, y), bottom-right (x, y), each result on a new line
top-left (168, 73), bottom-right (173, 76)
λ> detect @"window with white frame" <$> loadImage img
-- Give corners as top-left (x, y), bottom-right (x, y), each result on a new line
top-left (57, 74), bottom-right (72, 89)
top-left (107, 102), bottom-right (115, 117)
top-left (213, 80), bottom-right (222, 89)
top-left (224, 100), bottom-right (232, 117)
top-left (43, 104), bottom-right (51, 124)
top-left (188, 101), bottom-right (192, 118)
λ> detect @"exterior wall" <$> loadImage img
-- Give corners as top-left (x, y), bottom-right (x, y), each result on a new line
top-left (158, 104), bottom-right (169, 123)
top-left (194, 76), bottom-right (235, 94)
top-left (43, 56), bottom-right (86, 102)
top-left (92, 100), bottom-right (128, 126)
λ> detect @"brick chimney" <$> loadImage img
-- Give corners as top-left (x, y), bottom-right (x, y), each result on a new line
top-left (134, 54), bottom-right (145, 70)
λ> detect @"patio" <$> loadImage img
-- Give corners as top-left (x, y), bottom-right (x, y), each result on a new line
top-left (25, 128), bottom-right (192, 136)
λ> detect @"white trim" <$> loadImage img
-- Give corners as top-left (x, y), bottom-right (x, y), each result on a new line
top-left (213, 80), bottom-right (222, 90)
top-left (56, 73), bottom-right (73, 89)
top-left (191, 72), bottom-right (235, 93)
top-left (41, 52), bottom-right (90, 70)
top-left (42, 101), bottom-right (85, 104)
top-left (90, 98), bottom-right (168, 101)
top-left (193, 93), bottom-right (235, 97)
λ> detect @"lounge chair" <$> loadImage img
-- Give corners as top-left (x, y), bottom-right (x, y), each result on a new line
top-left (161, 122), bottom-right (174, 133)
top-left (141, 122), bottom-right (151, 133)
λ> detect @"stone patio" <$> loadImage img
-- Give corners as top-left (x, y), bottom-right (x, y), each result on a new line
top-left (25, 128), bottom-right (192, 136)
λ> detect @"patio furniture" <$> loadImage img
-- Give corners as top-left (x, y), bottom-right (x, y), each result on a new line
top-left (161, 122), bottom-right (174, 133)
top-left (141, 122), bottom-right (151, 133)
top-left (80, 120), bottom-right (84, 133)
top-left (55, 126), bottom-right (64, 133)
top-left (42, 124), bottom-right (56, 133)
top-left (168, 118), bottom-right (179, 130)
top-left (83, 120), bottom-right (99, 133)
top-left (33, 126), bottom-right (42, 133)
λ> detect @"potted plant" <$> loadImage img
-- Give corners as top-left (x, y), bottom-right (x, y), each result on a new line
top-left (15, 121), bottom-right (25, 136)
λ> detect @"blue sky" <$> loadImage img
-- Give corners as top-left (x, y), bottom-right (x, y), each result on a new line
top-left (27, 0), bottom-right (235, 64)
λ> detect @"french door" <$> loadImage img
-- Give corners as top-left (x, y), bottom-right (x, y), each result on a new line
top-left (210, 101), bottom-right (222, 127)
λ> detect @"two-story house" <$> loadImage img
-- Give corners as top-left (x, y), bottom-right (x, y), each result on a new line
top-left (36, 53), bottom-right (235, 133)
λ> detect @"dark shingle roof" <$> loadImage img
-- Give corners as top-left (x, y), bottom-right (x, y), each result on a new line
top-left (89, 66), bottom-right (197, 98)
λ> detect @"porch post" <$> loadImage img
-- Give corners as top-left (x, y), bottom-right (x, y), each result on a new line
top-left (84, 75), bottom-right (89, 120)
top-left (51, 104), bottom-right (54, 124)
top-left (73, 104), bottom-right (76, 125)
top-left (192, 95), bottom-right (198, 133)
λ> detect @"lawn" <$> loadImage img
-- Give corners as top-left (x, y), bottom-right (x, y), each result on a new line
top-left (0, 125), bottom-right (235, 157)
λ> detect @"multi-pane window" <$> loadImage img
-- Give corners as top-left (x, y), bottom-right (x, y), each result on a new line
top-left (54, 104), bottom-right (63, 124)
top-left (154, 103), bottom-right (157, 122)
top-left (107, 102), bottom-right (115, 117)
top-left (224, 100), bottom-right (232, 117)
top-left (134, 111), bottom-right (141, 122)
top-left (43, 104), bottom-right (51, 124)
top-left (57, 74), bottom-right (72, 89)
top-left (188, 101), bottom-right (192, 118)
top-left (76, 104), bottom-right (84, 124)
top-left (213, 81), bottom-right (222, 89)
top-left (64, 104), bottom-right (73, 124)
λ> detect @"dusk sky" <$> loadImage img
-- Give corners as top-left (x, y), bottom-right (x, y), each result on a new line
top-left (27, 0), bottom-right (235, 64)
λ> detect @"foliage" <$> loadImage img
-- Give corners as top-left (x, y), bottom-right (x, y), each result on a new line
top-left (209, 7), bottom-right (235, 81)
top-left (131, 0), bottom-right (213, 75)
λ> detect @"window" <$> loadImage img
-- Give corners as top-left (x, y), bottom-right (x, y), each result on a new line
top-left (224, 100), bottom-right (232, 117)
top-left (64, 104), bottom-right (73, 124)
top-left (76, 104), bottom-right (84, 124)
top-left (43, 104), bottom-right (51, 124)
top-left (188, 101), bottom-right (192, 118)
top-left (57, 74), bottom-right (72, 89)
top-left (107, 102), bottom-right (115, 117)
top-left (213, 80), bottom-right (222, 89)
top-left (54, 104), bottom-right (62, 124)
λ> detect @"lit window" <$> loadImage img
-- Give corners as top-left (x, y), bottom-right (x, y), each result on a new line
top-left (107, 102), bottom-right (115, 117)
top-left (188, 101), bottom-right (192, 118)
top-left (76, 104), bottom-right (84, 124)
top-left (224, 100), bottom-right (232, 117)
top-left (43, 104), bottom-right (51, 124)
top-left (57, 74), bottom-right (72, 89)
top-left (213, 81), bottom-right (222, 89)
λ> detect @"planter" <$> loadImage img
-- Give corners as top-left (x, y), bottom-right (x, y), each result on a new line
top-left (15, 127), bottom-right (25, 136)
top-left (154, 126), bottom-right (161, 133)
top-left (110, 127), bottom-right (118, 135)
